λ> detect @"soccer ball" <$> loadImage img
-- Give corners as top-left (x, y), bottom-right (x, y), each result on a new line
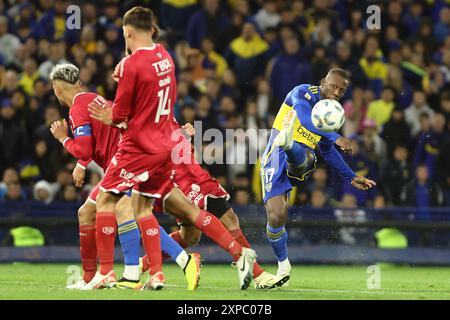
top-left (311, 99), bottom-right (345, 132)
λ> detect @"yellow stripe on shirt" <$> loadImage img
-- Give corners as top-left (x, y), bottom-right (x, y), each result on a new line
top-left (272, 103), bottom-right (322, 150)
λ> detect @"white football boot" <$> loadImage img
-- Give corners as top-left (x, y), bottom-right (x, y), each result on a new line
top-left (274, 109), bottom-right (297, 150)
top-left (254, 271), bottom-right (290, 289)
top-left (66, 279), bottom-right (87, 290)
top-left (141, 271), bottom-right (165, 290)
top-left (81, 270), bottom-right (117, 290)
top-left (236, 247), bottom-right (257, 290)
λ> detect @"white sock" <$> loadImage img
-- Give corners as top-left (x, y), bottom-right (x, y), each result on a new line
top-left (122, 265), bottom-right (139, 281)
top-left (278, 258), bottom-right (291, 272)
top-left (175, 251), bottom-right (190, 270)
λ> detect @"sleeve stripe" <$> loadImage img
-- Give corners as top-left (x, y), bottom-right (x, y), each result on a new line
top-left (62, 137), bottom-right (71, 147)
top-left (119, 56), bottom-right (130, 78)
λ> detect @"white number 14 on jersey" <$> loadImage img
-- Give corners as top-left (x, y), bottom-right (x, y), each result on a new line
top-left (155, 86), bottom-right (171, 123)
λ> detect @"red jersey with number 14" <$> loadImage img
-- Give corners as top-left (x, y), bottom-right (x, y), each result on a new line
top-left (112, 44), bottom-right (177, 154)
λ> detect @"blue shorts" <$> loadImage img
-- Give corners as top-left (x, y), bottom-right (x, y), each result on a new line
top-left (260, 134), bottom-right (316, 204)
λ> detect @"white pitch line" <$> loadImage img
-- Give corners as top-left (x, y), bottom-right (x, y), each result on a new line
top-left (165, 284), bottom-right (450, 296)
top-left (0, 281), bottom-right (42, 285)
top-left (2, 282), bottom-right (449, 297)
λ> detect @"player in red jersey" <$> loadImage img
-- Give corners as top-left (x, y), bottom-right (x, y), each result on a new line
top-left (48, 64), bottom-right (125, 289)
top-left (89, 7), bottom-right (257, 290)
top-left (49, 64), bottom-right (202, 290)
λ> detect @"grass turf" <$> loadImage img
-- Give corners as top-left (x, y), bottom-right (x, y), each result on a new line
top-left (0, 263), bottom-right (449, 300)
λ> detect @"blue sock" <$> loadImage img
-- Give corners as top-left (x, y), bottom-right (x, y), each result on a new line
top-left (266, 224), bottom-right (288, 262)
top-left (284, 141), bottom-right (306, 166)
top-left (159, 226), bottom-right (183, 261)
top-left (118, 220), bottom-right (140, 266)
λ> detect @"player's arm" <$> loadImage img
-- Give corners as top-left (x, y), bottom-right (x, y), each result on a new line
top-left (73, 159), bottom-right (91, 188)
top-left (111, 58), bottom-right (136, 124)
top-left (50, 119), bottom-right (94, 161)
top-left (89, 58), bottom-right (135, 126)
top-left (318, 139), bottom-right (376, 191)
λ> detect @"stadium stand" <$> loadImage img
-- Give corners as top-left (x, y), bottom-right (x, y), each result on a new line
top-left (0, 0), bottom-right (450, 264)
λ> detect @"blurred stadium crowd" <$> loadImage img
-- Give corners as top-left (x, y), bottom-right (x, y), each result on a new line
top-left (0, 0), bottom-right (449, 213)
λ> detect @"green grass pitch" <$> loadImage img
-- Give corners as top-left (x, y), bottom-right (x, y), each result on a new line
top-left (0, 263), bottom-right (449, 300)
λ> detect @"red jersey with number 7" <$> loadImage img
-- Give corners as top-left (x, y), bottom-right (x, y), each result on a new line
top-left (111, 44), bottom-right (177, 154)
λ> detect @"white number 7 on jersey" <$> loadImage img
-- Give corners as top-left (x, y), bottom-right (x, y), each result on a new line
top-left (155, 87), bottom-right (171, 123)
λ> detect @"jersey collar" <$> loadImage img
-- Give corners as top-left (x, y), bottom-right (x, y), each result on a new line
top-left (134, 44), bottom-right (156, 52)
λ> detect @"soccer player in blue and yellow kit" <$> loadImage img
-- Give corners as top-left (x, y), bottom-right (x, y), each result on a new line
top-left (261, 68), bottom-right (376, 285)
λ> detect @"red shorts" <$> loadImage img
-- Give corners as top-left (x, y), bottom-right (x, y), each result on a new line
top-left (152, 176), bottom-right (230, 213)
top-left (100, 150), bottom-right (175, 198)
top-left (88, 184), bottom-right (99, 204)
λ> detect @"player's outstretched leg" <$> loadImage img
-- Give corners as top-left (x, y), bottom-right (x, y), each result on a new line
top-left (82, 192), bottom-right (119, 290)
top-left (218, 207), bottom-right (290, 289)
top-left (166, 205), bottom-right (289, 289)
top-left (165, 188), bottom-right (256, 290)
top-left (265, 194), bottom-right (291, 286)
top-left (67, 201), bottom-right (97, 289)
top-left (274, 109), bottom-right (316, 178)
top-left (274, 109), bottom-right (297, 150)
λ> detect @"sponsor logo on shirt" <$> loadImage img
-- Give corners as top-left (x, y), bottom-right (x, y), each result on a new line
top-left (297, 125), bottom-right (319, 145)
top-left (152, 58), bottom-right (173, 76)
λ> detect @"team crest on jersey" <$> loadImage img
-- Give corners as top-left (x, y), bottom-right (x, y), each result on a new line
top-left (156, 52), bottom-right (162, 59)
top-left (265, 182), bottom-right (272, 192)
top-left (304, 92), bottom-right (311, 100)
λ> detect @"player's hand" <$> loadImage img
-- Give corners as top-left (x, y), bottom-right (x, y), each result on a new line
top-left (351, 176), bottom-right (376, 191)
top-left (182, 123), bottom-right (195, 137)
top-left (335, 137), bottom-right (352, 153)
top-left (50, 119), bottom-right (69, 143)
top-left (73, 165), bottom-right (85, 188)
top-left (88, 102), bottom-right (113, 126)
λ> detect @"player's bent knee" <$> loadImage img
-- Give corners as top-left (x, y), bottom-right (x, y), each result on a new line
top-left (165, 188), bottom-right (200, 220)
top-left (287, 150), bottom-right (316, 184)
top-left (78, 203), bottom-right (96, 225)
top-left (219, 208), bottom-right (240, 230)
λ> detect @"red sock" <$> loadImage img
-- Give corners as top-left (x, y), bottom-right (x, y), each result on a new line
top-left (170, 230), bottom-right (189, 248)
top-left (79, 224), bottom-right (97, 283)
top-left (95, 212), bottom-right (117, 275)
top-left (138, 215), bottom-right (162, 275)
top-left (194, 210), bottom-right (242, 260)
top-left (230, 228), bottom-right (264, 278)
